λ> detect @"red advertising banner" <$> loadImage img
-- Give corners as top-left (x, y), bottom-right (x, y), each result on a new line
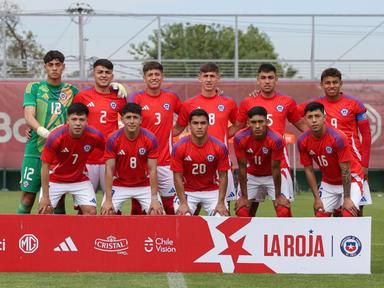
top-left (0, 80), bottom-right (383, 169)
top-left (0, 215), bottom-right (371, 273)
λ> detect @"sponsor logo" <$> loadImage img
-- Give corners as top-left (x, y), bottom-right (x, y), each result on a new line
top-left (264, 231), bottom-right (325, 257)
top-left (276, 105), bottom-right (284, 112)
top-left (59, 92), bottom-right (67, 100)
top-left (325, 146), bottom-right (333, 154)
top-left (83, 145), bottom-right (91, 152)
top-left (110, 101), bottom-right (117, 110)
top-left (19, 234), bottom-right (39, 254)
top-left (118, 149), bottom-right (125, 155)
top-left (184, 155), bottom-right (192, 161)
top-left (138, 147), bottom-right (146, 155)
top-left (340, 236), bottom-right (362, 257)
top-left (340, 108), bottom-right (349, 116)
top-left (309, 150), bottom-right (316, 156)
top-left (246, 148), bottom-right (254, 154)
top-left (90, 198), bottom-right (96, 204)
top-left (262, 147), bottom-right (269, 154)
top-left (142, 105), bottom-right (150, 110)
top-left (54, 237), bottom-right (78, 252)
top-left (144, 236), bottom-right (177, 253)
top-left (0, 238), bottom-right (5, 252)
top-left (87, 101), bottom-right (95, 107)
top-left (61, 147), bottom-right (69, 153)
top-left (94, 235), bottom-right (128, 255)
top-left (207, 154), bottom-right (215, 162)
top-left (360, 196), bottom-right (367, 203)
top-left (217, 104), bottom-right (225, 112)
top-left (163, 103), bottom-right (170, 111)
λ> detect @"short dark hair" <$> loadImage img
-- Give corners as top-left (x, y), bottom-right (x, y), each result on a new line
top-left (143, 61), bottom-right (163, 74)
top-left (320, 67), bottom-right (342, 82)
top-left (200, 62), bottom-right (219, 74)
top-left (67, 103), bottom-right (89, 117)
top-left (247, 106), bottom-right (268, 119)
top-left (122, 103), bottom-right (142, 116)
top-left (93, 58), bottom-right (113, 70)
top-left (189, 108), bottom-right (209, 122)
top-left (43, 50), bottom-right (65, 64)
top-left (304, 101), bottom-right (325, 115)
top-left (258, 63), bottom-right (276, 74)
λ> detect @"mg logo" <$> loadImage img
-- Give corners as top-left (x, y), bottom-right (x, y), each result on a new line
top-left (19, 234), bottom-right (39, 254)
top-left (365, 104), bottom-right (382, 144)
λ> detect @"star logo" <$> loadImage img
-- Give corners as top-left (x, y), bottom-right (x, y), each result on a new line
top-left (219, 236), bottom-right (251, 263)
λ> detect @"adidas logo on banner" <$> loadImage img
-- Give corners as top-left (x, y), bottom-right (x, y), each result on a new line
top-left (61, 147), bottom-right (69, 153)
top-left (184, 155), bottom-right (192, 161)
top-left (87, 102), bottom-right (95, 107)
top-left (142, 105), bottom-right (150, 110)
top-left (53, 237), bottom-right (78, 252)
top-left (118, 149), bottom-right (126, 155)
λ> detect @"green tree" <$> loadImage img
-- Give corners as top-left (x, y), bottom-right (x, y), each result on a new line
top-left (1, 0), bottom-right (45, 78)
top-left (129, 23), bottom-right (297, 78)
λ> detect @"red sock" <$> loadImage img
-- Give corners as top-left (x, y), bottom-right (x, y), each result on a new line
top-left (161, 195), bottom-right (175, 215)
top-left (333, 207), bottom-right (342, 217)
top-left (275, 206), bottom-right (292, 217)
top-left (236, 207), bottom-right (250, 217)
top-left (341, 209), bottom-right (356, 217)
top-left (315, 210), bottom-right (332, 217)
top-left (131, 198), bottom-right (145, 215)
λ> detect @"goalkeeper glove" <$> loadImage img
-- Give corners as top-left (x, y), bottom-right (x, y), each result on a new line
top-left (110, 82), bottom-right (127, 98)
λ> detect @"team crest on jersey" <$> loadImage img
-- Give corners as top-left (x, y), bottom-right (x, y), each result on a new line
top-left (83, 145), bottom-right (91, 152)
top-left (23, 181), bottom-right (29, 188)
top-left (340, 236), bottom-right (362, 257)
top-left (217, 104), bottom-right (225, 112)
top-left (276, 105), bottom-right (284, 112)
top-left (163, 103), bottom-right (170, 111)
top-left (262, 147), bottom-right (269, 154)
top-left (340, 108), bottom-right (349, 116)
top-left (325, 146), bottom-right (333, 154)
top-left (207, 154), bottom-right (215, 162)
top-left (138, 147), bottom-right (146, 155)
top-left (59, 92), bottom-right (67, 100)
top-left (110, 101), bottom-right (117, 110)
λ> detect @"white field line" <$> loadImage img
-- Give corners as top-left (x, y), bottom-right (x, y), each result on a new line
top-left (167, 272), bottom-right (187, 288)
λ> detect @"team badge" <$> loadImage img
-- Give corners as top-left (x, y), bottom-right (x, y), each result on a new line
top-left (276, 105), bottom-right (284, 112)
top-left (217, 104), bottom-right (225, 112)
top-left (139, 147), bottom-right (146, 155)
top-left (340, 108), bottom-right (349, 116)
top-left (340, 236), bottom-right (362, 257)
top-left (110, 101), bottom-right (117, 110)
top-left (163, 103), bottom-right (170, 111)
top-left (207, 154), bottom-right (215, 162)
top-left (262, 147), bottom-right (269, 154)
top-left (84, 145), bottom-right (91, 152)
top-left (325, 146), bottom-right (333, 154)
top-left (59, 92), bottom-right (67, 100)
top-left (23, 181), bottom-right (29, 188)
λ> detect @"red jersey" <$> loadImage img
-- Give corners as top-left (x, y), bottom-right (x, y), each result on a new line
top-left (73, 87), bottom-right (126, 164)
top-left (234, 127), bottom-right (284, 176)
top-left (176, 94), bottom-right (238, 144)
top-left (298, 126), bottom-right (364, 185)
top-left (237, 91), bottom-right (301, 136)
top-left (171, 135), bottom-right (230, 192)
top-left (41, 124), bottom-right (105, 183)
top-left (129, 89), bottom-right (182, 166)
top-left (105, 128), bottom-right (158, 187)
top-left (298, 93), bottom-right (370, 167)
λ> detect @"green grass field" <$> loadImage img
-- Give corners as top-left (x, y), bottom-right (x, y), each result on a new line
top-left (0, 191), bottom-right (383, 288)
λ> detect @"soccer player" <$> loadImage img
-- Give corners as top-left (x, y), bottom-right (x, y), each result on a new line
top-left (298, 102), bottom-right (364, 217)
top-left (172, 108), bottom-right (230, 216)
top-left (101, 103), bottom-right (163, 215)
top-left (38, 103), bottom-right (105, 215)
top-left (234, 106), bottom-right (291, 217)
top-left (128, 61), bottom-right (182, 214)
top-left (299, 68), bottom-right (372, 215)
top-left (173, 62), bottom-right (239, 206)
top-left (234, 63), bottom-right (306, 216)
top-left (73, 59), bottom-right (126, 193)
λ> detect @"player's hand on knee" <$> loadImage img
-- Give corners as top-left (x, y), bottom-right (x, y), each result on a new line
top-left (38, 197), bottom-right (53, 214)
top-left (313, 198), bottom-right (324, 213)
top-left (235, 196), bottom-right (249, 212)
top-left (275, 194), bottom-right (290, 208)
top-left (214, 203), bottom-right (229, 216)
top-left (342, 197), bottom-right (358, 216)
top-left (176, 203), bottom-right (191, 216)
top-left (110, 82), bottom-right (127, 98)
top-left (100, 201), bottom-right (115, 215)
top-left (148, 199), bottom-right (164, 215)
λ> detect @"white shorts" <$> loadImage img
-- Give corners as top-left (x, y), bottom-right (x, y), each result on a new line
top-left (157, 166), bottom-right (176, 197)
top-left (319, 175), bottom-right (363, 213)
top-left (86, 164), bottom-right (105, 193)
top-left (39, 180), bottom-right (96, 208)
top-left (102, 186), bottom-right (161, 213)
top-left (173, 190), bottom-right (228, 216)
top-left (238, 168), bottom-right (294, 202)
top-left (225, 169), bottom-right (237, 201)
top-left (359, 179), bottom-right (372, 206)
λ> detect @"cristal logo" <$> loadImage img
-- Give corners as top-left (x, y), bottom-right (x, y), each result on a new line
top-left (0, 238), bottom-right (5, 252)
top-left (264, 232), bottom-right (325, 257)
top-left (144, 236), bottom-right (176, 253)
top-left (94, 235), bottom-right (128, 254)
top-left (19, 234), bottom-right (39, 254)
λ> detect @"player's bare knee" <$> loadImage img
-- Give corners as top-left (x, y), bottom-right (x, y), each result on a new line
top-left (80, 206), bottom-right (97, 215)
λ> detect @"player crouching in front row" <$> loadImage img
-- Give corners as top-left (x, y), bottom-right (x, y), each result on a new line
top-left (298, 102), bottom-right (364, 217)
top-left (234, 106), bottom-right (292, 217)
top-left (38, 103), bottom-right (105, 215)
top-left (172, 109), bottom-right (230, 216)
top-left (101, 103), bottom-right (164, 215)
